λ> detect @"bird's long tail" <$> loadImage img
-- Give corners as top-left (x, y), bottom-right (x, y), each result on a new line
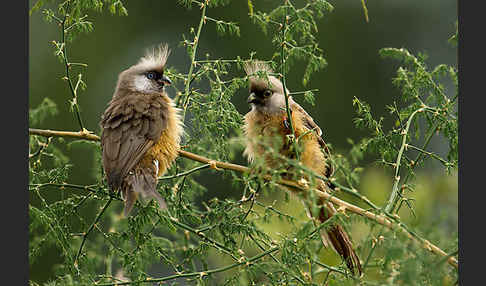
top-left (121, 164), bottom-right (167, 216)
top-left (305, 182), bottom-right (362, 276)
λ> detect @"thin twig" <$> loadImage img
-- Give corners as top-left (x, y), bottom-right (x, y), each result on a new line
top-left (74, 197), bottom-right (114, 271)
top-left (59, 0), bottom-right (86, 131)
top-left (360, 0), bottom-right (369, 23)
top-left (312, 259), bottom-right (351, 278)
top-left (29, 136), bottom-right (51, 159)
top-left (181, 0), bottom-right (208, 121)
top-left (248, 234), bottom-right (307, 284)
top-left (158, 213), bottom-right (240, 262)
top-left (400, 122), bottom-right (441, 184)
top-left (94, 247), bottom-right (279, 285)
top-left (280, 3), bottom-right (300, 161)
top-left (29, 182), bottom-right (121, 201)
top-left (384, 108), bottom-right (426, 213)
top-left (362, 225), bottom-right (385, 271)
top-left (405, 144), bottom-right (449, 166)
top-left (158, 164), bottom-right (211, 180)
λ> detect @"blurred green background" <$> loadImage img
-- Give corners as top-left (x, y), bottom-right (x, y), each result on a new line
top-left (29, 0), bottom-right (457, 283)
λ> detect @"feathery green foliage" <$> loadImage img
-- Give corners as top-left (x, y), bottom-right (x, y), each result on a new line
top-left (29, 0), bottom-right (458, 285)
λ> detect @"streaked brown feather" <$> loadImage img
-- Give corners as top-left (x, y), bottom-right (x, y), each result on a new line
top-left (100, 93), bottom-right (169, 192)
top-left (317, 194), bottom-right (362, 275)
top-left (291, 101), bottom-right (334, 176)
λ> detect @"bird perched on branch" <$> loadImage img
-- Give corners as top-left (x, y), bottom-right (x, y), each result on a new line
top-left (100, 44), bottom-right (183, 215)
top-left (242, 61), bottom-right (362, 275)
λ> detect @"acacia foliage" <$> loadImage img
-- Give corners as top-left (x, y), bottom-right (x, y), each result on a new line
top-left (29, 1), bottom-right (458, 285)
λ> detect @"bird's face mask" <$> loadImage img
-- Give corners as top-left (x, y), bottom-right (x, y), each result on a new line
top-left (247, 89), bottom-right (273, 106)
top-left (132, 70), bottom-right (172, 94)
top-left (145, 70), bottom-right (172, 90)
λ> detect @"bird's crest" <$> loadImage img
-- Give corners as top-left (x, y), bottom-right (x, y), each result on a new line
top-left (137, 43), bottom-right (170, 71)
top-left (244, 60), bottom-right (273, 76)
top-left (244, 60), bottom-right (283, 92)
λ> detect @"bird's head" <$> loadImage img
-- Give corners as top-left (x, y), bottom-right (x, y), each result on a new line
top-left (244, 61), bottom-right (290, 114)
top-left (115, 44), bottom-right (172, 97)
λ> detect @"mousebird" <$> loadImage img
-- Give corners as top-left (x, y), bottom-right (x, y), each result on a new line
top-left (100, 44), bottom-right (183, 215)
top-left (242, 61), bottom-right (362, 275)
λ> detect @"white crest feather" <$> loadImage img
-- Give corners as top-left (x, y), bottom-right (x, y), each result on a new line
top-left (244, 60), bottom-right (284, 93)
top-left (137, 43), bottom-right (170, 70)
top-left (244, 60), bottom-right (273, 76)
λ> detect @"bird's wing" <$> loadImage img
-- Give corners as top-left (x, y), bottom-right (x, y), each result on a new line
top-left (291, 101), bottom-right (334, 177)
top-left (100, 94), bottom-right (169, 190)
top-left (292, 102), bottom-right (361, 275)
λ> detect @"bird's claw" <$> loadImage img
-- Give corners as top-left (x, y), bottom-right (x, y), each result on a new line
top-left (79, 128), bottom-right (93, 136)
top-left (283, 118), bottom-right (291, 130)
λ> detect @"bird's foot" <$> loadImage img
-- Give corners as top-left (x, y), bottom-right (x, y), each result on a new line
top-left (297, 178), bottom-right (309, 188)
top-left (79, 128), bottom-right (94, 136)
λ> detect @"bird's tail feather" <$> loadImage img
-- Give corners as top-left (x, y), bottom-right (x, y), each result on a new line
top-left (122, 166), bottom-right (167, 216)
top-left (305, 183), bottom-right (362, 276)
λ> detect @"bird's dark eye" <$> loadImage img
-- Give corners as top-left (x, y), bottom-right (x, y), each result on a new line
top-left (146, 71), bottom-right (160, 80)
top-left (264, 90), bottom-right (273, 97)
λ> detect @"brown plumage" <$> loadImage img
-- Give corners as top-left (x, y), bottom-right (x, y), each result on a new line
top-left (100, 44), bottom-right (183, 215)
top-left (242, 61), bottom-right (362, 275)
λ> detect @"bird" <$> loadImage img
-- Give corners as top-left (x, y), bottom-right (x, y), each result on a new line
top-left (100, 44), bottom-right (183, 215)
top-left (242, 61), bottom-right (362, 275)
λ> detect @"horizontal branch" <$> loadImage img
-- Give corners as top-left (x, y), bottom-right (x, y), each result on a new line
top-left (28, 128), bottom-right (458, 268)
top-left (28, 129), bottom-right (248, 173)
top-left (29, 128), bottom-right (100, 141)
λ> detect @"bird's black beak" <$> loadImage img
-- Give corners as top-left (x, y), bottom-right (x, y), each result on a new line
top-left (158, 75), bottom-right (172, 86)
top-left (247, 92), bottom-right (258, 104)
